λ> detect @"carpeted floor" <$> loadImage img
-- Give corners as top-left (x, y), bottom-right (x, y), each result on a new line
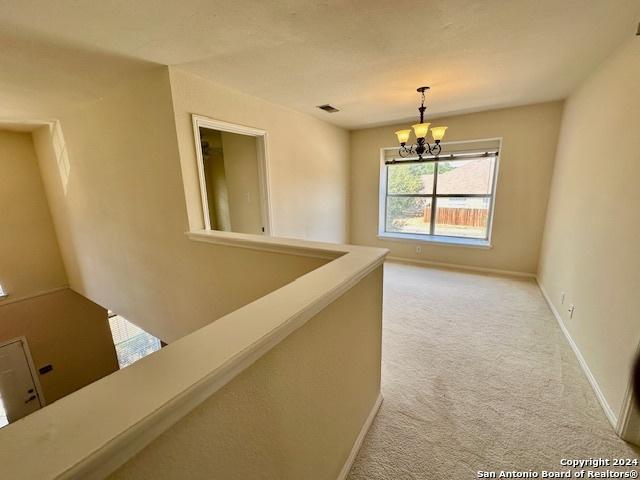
top-left (348, 261), bottom-right (638, 479)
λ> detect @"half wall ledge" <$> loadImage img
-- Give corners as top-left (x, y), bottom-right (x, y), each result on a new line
top-left (0, 230), bottom-right (388, 480)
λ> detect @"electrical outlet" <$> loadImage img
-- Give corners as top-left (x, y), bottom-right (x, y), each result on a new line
top-left (568, 304), bottom-right (575, 318)
top-left (560, 292), bottom-right (565, 304)
top-left (415, 246), bottom-right (422, 254)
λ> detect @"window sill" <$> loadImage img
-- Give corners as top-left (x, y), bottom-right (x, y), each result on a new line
top-left (377, 232), bottom-right (492, 249)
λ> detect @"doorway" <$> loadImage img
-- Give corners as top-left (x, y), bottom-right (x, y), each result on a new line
top-left (0, 337), bottom-right (44, 428)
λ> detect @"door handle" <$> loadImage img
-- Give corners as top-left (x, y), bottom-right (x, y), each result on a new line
top-left (24, 395), bottom-right (37, 404)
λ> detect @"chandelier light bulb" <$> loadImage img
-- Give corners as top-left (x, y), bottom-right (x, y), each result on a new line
top-left (412, 122), bottom-right (430, 140)
top-left (395, 129), bottom-right (411, 145)
top-left (430, 126), bottom-right (447, 142)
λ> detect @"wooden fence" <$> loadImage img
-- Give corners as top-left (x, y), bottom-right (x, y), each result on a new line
top-left (423, 207), bottom-right (488, 227)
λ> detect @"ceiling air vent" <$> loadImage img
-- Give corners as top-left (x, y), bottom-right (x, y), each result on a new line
top-left (317, 104), bottom-right (340, 113)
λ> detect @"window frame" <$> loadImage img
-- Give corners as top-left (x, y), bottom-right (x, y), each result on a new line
top-left (378, 138), bottom-right (501, 248)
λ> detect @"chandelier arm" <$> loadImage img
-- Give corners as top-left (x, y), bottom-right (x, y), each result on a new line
top-left (432, 142), bottom-right (442, 157)
top-left (399, 145), bottom-right (413, 158)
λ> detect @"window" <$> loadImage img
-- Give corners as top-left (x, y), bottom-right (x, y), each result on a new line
top-left (379, 141), bottom-right (499, 246)
top-left (108, 314), bottom-right (162, 369)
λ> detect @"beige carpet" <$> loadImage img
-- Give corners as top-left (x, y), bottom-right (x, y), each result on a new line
top-left (348, 261), bottom-right (638, 479)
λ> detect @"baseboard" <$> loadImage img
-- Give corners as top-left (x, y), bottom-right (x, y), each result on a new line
top-left (337, 393), bottom-right (383, 480)
top-left (615, 341), bottom-right (640, 442)
top-left (386, 256), bottom-right (536, 279)
top-left (617, 381), bottom-right (638, 441)
top-left (536, 278), bottom-right (618, 428)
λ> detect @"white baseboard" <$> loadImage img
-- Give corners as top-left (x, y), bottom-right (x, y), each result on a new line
top-left (536, 278), bottom-right (617, 428)
top-left (614, 341), bottom-right (640, 443)
top-left (337, 393), bottom-right (383, 480)
top-left (386, 256), bottom-right (536, 279)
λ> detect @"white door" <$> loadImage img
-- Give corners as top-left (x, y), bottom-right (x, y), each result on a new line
top-left (0, 338), bottom-right (43, 427)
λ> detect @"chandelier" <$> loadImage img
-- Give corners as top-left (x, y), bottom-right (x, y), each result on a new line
top-left (395, 86), bottom-right (447, 160)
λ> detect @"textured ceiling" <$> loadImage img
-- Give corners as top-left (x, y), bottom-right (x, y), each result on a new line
top-left (1, 0), bottom-right (639, 128)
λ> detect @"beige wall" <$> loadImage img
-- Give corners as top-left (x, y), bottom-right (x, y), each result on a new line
top-left (0, 289), bottom-right (118, 403)
top-left (0, 130), bottom-right (68, 300)
top-left (0, 130), bottom-right (117, 404)
top-left (350, 102), bottom-right (564, 274)
top-left (220, 131), bottom-right (263, 234)
top-left (32, 67), bottom-right (329, 343)
top-left (111, 266), bottom-right (383, 480)
top-left (538, 38), bottom-right (640, 418)
top-left (169, 67), bottom-right (351, 243)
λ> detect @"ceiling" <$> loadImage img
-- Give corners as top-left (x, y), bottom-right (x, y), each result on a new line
top-left (1, 0), bottom-right (638, 128)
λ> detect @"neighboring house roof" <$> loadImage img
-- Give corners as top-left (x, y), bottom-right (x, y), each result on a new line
top-left (421, 159), bottom-right (494, 194)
